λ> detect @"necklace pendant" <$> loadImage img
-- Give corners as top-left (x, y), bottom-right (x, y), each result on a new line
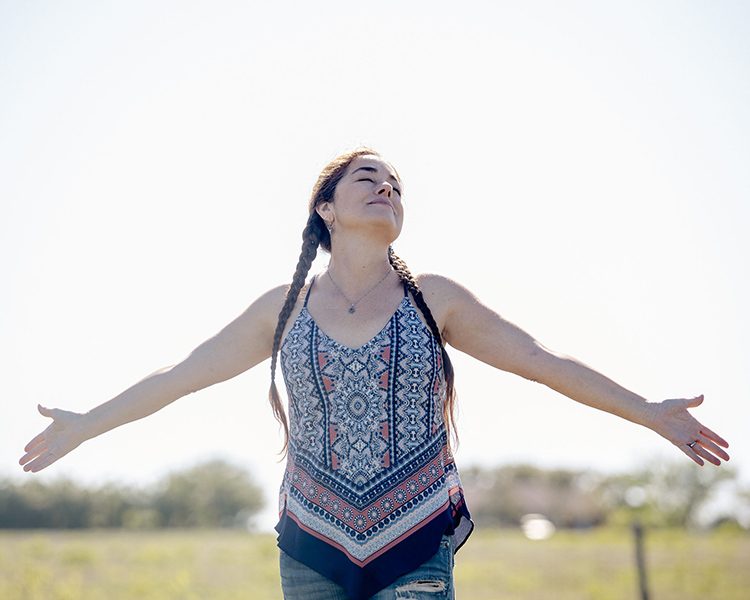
top-left (325, 267), bottom-right (392, 317)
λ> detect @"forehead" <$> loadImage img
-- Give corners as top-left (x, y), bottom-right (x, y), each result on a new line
top-left (346, 156), bottom-right (401, 183)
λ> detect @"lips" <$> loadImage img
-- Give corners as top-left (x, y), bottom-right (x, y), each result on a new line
top-left (367, 200), bottom-right (393, 209)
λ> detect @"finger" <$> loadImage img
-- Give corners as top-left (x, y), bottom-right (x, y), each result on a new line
top-left (23, 427), bottom-right (53, 454)
top-left (19, 443), bottom-right (47, 466)
top-left (691, 442), bottom-right (721, 466)
top-left (23, 439), bottom-right (47, 457)
top-left (698, 435), bottom-right (730, 462)
top-left (683, 394), bottom-right (704, 408)
top-left (699, 425), bottom-right (729, 449)
top-left (20, 437), bottom-right (48, 459)
top-left (677, 443), bottom-right (704, 466)
top-left (24, 431), bottom-right (48, 452)
top-left (23, 452), bottom-right (57, 473)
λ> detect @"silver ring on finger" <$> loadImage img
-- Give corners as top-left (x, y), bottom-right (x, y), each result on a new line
top-left (687, 440), bottom-right (699, 448)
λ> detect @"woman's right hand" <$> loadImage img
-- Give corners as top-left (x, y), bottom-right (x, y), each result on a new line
top-left (18, 285), bottom-right (287, 474)
top-left (19, 405), bottom-right (89, 473)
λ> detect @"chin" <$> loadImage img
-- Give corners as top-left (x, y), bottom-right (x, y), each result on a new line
top-left (384, 226), bottom-right (403, 246)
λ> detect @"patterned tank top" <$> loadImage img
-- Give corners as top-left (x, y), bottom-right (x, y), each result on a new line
top-left (275, 275), bottom-right (473, 599)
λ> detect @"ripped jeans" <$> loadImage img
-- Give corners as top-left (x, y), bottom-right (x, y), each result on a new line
top-left (279, 535), bottom-right (455, 599)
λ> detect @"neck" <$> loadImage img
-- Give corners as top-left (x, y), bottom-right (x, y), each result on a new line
top-left (326, 238), bottom-right (393, 294)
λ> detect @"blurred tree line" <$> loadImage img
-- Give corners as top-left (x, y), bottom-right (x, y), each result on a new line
top-left (0, 459), bottom-right (264, 529)
top-left (462, 461), bottom-right (745, 530)
top-left (1, 459), bottom-right (745, 530)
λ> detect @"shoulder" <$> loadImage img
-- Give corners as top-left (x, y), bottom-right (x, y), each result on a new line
top-left (254, 283), bottom-right (288, 314)
top-left (218, 280), bottom-right (312, 348)
top-left (255, 280), bottom-right (313, 315)
top-left (412, 273), bottom-right (478, 332)
top-left (415, 273), bottom-right (475, 304)
top-left (238, 281), bottom-right (306, 327)
top-left (416, 272), bottom-right (459, 291)
top-left (252, 279), bottom-right (318, 335)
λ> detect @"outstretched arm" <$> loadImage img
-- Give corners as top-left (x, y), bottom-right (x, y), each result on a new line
top-left (19, 285), bottom-right (287, 473)
top-left (419, 275), bottom-right (730, 466)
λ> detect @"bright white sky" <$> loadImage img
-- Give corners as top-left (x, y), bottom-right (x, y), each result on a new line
top-left (1, 1), bottom-right (748, 531)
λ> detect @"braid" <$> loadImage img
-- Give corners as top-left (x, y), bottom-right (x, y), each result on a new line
top-left (269, 147), bottom-right (382, 455)
top-left (388, 247), bottom-right (458, 448)
top-left (269, 214), bottom-right (323, 455)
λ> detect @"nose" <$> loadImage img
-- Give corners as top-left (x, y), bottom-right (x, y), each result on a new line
top-left (376, 181), bottom-right (393, 198)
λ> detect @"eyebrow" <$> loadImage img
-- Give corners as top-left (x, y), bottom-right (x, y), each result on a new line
top-left (351, 165), bottom-right (401, 186)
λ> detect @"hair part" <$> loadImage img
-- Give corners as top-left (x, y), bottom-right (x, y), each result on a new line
top-left (268, 148), bottom-right (457, 456)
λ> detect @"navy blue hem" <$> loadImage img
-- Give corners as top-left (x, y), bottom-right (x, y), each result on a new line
top-left (276, 507), bottom-right (460, 600)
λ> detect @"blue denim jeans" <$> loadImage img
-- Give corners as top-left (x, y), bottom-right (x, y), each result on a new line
top-left (279, 534), bottom-right (456, 599)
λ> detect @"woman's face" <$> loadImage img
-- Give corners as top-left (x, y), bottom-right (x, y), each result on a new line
top-left (318, 155), bottom-right (404, 244)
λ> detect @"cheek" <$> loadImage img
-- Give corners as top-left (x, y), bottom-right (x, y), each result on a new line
top-left (394, 199), bottom-right (405, 218)
top-left (395, 208), bottom-right (405, 230)
top-left (332, 185), bottom-right (360, 210)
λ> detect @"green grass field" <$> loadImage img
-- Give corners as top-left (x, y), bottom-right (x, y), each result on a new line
top-left (0, 527), bottom-right (747, 599)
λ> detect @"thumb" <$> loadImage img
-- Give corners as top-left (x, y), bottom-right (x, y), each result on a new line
top-left (38, 404), bottom-right (59, 418)
top-left (685, 394), bottom-right (704, 408)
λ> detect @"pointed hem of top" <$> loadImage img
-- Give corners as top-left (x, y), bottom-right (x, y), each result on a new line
top-left (276, 502), bottom-right (473, 600)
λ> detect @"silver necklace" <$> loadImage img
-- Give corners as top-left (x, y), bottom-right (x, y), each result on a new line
top-left (326, 267), bottom-right (392, 314)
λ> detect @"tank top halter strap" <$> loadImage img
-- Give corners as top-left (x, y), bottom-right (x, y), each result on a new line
top-left (303, 274), bottom-right (316, 307)
top-left (303, 271), bottom-right (408, 308)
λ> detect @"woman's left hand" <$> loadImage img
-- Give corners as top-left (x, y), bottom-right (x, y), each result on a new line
top-left (646, 395), bottom-right (730, 466)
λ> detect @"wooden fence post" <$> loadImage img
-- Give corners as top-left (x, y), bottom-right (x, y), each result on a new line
top-left (632, 520), bottom-right (650, 600)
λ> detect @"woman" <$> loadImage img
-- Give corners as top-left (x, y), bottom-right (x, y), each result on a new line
top-left (19, 148), bottom-right (730, 599)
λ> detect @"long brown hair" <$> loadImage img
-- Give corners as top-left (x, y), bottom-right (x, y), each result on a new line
top-left (268, 148), bottom-right (457, 455)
